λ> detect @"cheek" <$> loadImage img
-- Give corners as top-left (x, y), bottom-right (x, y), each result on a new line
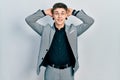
top-left (53, 15), bottom-right (57, 19)
top-left (64, 14), bottom-right (67, 18)
top-left (63, 15), bottom-right (67, 19)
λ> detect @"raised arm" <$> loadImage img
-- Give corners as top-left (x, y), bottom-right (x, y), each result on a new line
top-left (25, 9), bottom-right (46, 36)
top-left (67, 8), bottom-right (94, 36)
top-left (74, 9), bottom-right (94, 36)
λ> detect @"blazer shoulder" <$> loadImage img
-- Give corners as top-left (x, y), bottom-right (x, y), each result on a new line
top-left (45, 24), bottom-right (51, 27)
top-left (70, 24), bottom-right (77, 29)
top-left (66, 24), bottom-right (74, 27)
top-left (42, 24), bottom-right (52, 31)
top-left (65, 24), bottom-right (77, 31)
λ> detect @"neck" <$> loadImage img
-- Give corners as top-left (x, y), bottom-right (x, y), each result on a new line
top-left (55, 23), bottom-right (65, 30)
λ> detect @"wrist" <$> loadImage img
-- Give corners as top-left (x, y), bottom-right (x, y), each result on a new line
top-left (72, 9), bottom-right (80, 16)
top-left (72, 9), bottom-right (76, 15)
top-left (41, 10), bottom-right (46, 16)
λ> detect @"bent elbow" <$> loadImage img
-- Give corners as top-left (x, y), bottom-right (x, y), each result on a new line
top-left (88, 17), bottom-right (94, 26)
top-left (91, 18), bottom-right (94, 25)
top-left (25, 17), bottom-right (30, 23)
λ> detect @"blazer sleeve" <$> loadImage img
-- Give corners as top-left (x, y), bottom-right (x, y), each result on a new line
top-left (25, 9), bottom-right (46, 36)
top-left (73, 10), bottom-right (94, 36)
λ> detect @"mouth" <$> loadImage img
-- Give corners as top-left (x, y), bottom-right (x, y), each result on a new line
top-left (57, 19), bottom-right (63, 22)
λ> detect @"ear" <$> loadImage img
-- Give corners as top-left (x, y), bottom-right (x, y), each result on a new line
top-left (67, 8), bottom-right (72, 17)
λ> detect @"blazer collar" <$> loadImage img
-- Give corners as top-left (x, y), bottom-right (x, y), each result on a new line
top-left (51, 23), bottom-right (69, 32)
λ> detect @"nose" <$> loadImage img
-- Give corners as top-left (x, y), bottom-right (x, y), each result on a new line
top-left (58, 14), bottom-right (62, 18)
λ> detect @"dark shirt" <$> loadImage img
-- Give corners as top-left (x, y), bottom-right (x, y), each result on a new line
top-left (43, 24), bottom-right (75, 66)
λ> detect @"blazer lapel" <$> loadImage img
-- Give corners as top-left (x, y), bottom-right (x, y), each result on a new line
top-left (49, 26), bottom-right (55, 46)
top-left (65, 25), bottom-right (77, 59)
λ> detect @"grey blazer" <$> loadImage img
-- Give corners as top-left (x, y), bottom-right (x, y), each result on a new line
top-left (25, 9), bottom-right (94, 75)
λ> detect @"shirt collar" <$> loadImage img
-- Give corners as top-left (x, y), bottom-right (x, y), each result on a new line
top-left (54, 23), bottom-right (65, 31)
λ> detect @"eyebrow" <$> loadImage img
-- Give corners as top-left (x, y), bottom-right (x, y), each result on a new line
top-left (54, 11), bottom-right (66, 13)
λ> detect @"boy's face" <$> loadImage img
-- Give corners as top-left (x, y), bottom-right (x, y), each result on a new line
top-left (52, 8), bottom-right (67, 26)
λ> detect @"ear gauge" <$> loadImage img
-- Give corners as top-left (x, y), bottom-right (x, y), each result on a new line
top-left (66, 18), bottom-right (68, 20)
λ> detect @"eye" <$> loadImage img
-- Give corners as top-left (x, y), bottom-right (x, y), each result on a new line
top-left (54, 13), bottom-right (59, 15)
top-left (61, 13), bottom-right (64, 15)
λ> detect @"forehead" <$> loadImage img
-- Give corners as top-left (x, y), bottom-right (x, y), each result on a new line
top-left (53, 8), bottom-right (67, 13)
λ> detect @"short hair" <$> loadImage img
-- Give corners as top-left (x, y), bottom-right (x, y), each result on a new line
top-left (52, 2), bottom-right (68, 14)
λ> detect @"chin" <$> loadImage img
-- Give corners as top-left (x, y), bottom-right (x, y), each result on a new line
top-left (58, 22), bottom-right (64, 25)
top-left (56, 21), bottom-right (65, 25)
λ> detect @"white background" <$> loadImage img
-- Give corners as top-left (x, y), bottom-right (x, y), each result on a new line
top-left (0, 0), bottom-right (120, 80)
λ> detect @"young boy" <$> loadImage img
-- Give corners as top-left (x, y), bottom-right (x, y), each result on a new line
top-left (25, 2), bottom-right (94, 80)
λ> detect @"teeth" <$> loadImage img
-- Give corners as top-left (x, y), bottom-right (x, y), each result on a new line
top-left (58, 19), bottom-right (62, 21)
